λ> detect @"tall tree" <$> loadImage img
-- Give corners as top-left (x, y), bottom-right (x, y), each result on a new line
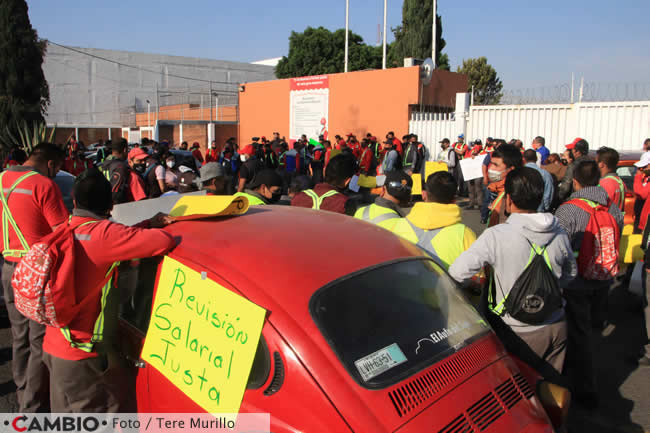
top-left (276, 27), bottom-right (382, 78)
top-left (0, 0), bottom-right (49, 137)
top-left (456, 57), bottom-right (503, 105)
top-left (389, 0), bottom-right (449, 70)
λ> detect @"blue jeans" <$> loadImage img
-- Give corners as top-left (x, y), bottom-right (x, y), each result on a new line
top-left (481, 184), bottom-right (493, 221)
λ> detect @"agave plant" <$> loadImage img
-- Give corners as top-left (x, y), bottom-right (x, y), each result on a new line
top-left (1, 120), bottom-right (57, 154)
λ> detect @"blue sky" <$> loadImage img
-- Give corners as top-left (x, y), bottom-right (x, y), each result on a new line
top-left (27, 0), bottom-right (650, 89)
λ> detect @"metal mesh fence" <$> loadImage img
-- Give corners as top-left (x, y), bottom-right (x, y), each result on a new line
top-left (500, 82), bottom-right (650, 105)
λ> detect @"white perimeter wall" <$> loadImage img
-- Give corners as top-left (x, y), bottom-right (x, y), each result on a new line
top-left (410, 98), bottom-right (650, 160)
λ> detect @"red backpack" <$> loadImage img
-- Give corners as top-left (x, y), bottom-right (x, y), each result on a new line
top-left (11, 219), bottom-right (98, 327)
top-left (567, 199), bottom-right (620, 280)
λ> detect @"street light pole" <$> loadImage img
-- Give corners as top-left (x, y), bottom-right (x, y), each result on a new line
top-left (344, 0), bottom-right (349, 73)
top-left (382, 0), bottom-right (387, 69)
top-left (146, 100), bottom-right (151, 134)
top-left (432, 0), bottom-right (437, 68)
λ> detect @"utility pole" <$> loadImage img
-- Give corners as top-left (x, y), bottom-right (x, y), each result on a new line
top-left (432, 0), bottom-right (437, 68)
top-left (382, 0), bottom-right (387, 69)
top-left (344, 0), bottom-right (349, 73)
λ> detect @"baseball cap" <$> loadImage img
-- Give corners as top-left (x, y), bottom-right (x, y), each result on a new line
top-left (458, 134), bottom-right (464, 139)
top-left (192, 141), bottom-right (200, 149)
top-left (241, 144), bottom-right (255, 156)
top-left (128, 147), bottom-right (148, 160)
top-left (199, 162), bottom-right (225, 183)
top-left (439, 138), bottom-right (450, 144)
top-left (385, 171), bottom-right (413, 200)
top-left (634, 151), bottom-right (650, 168)
top-left (565, 137), bottom-right (584, 150)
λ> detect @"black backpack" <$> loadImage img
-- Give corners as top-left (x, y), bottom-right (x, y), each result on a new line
top-left (101, 158), bottom-right (131, 204)
top-left (493, 237), bottom-right (564, 325)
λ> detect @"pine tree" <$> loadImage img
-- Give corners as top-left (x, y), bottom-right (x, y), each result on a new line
top-left (0, 0), bottom-right (50, 138)
top-left (457, 57), bottom-right (503, 105)
top-left (389, 0), bottom-right (449, 70)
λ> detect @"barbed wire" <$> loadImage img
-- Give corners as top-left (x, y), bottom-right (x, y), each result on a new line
top-left (500, 82), bottom-right (650, 105)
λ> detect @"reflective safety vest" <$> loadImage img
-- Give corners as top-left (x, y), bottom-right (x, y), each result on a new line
top-left (603, 174), bottom-right (626, 210)
top-left (392, 220), bottom-right (468, 269)
top-left (61, 219), bottom-right (119, 353)
top-left (302, 189), bottom-right (339, 210)
top-left (234, 192), bottom-right (266, 205)
top-left (488, 191), bottom-right (506, 227)
top-left (354, 203), bottom-right (401, 230)
top-left (487, 243), bottom-right (551, 316)
top-left (0, 171), bottom-right (39, 258)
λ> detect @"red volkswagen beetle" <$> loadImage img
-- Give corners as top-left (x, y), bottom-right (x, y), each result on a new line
top-left (116, 204), bottom-right (562, 432)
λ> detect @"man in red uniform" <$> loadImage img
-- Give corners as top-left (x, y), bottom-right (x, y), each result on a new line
top-left (41, 169), bottom-right (176, 412)
top-left (358, 139), bottom-right (374, 175)
top-left (205, 140), bottom-right (219, 163)
top-left (597, 147), bottom-right (626, 211)
top-left (191, 142), bottom-right (204, 166)
top-left (0, 143), bottom-right (69, 412)
top-left (292, 153), bottom-right (357, 215)
top-left (64, 150), bottom-right (93, 177)
top-left (634, 152), bottom-right (650, 232)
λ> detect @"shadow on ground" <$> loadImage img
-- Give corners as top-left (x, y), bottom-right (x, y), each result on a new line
top-left (567, 284), bottom-right (647, 432)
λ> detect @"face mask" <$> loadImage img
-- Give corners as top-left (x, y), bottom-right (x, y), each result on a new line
top-left (166, 161), bottom-right (175, 169)
top-left (240, 155), bottom-right (248, 162)
top-left (269, 191), bottom-right (282, 203)
top-left (488, 169), bottom-right (504, 182)
top-left (134, 163), bottom-right (146, 173)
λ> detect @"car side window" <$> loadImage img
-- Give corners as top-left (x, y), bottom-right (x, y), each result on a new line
top-left (617, 166), bottom-right (637, 190)
top-left (118, 257), bottom-right (163, 334)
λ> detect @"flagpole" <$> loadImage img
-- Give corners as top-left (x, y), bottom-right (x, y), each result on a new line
top-left (382, 0), bottom-right (387, 69)
top-left (432, 0), bottom-right (437, 68)
top-left (344, 0), bottom-right (350, 73)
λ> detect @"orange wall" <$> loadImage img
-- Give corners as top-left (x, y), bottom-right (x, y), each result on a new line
top-left (240, 67), bottom-right (467, 144)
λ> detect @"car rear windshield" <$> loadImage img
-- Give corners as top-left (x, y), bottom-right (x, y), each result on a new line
top-left (310, 258), bottom-right (490, 389)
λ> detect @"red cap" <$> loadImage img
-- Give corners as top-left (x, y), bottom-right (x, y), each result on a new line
top-left (346, 133), bottom-right (355, 137)
top-left (261, 136), bottom-right (266, 140)
top-left (565, 137), bottom-right (584, 150)
top-left (192, 141), bottom-right (200, 148)
top-left (241, 144), bottom-right (255, 156)
top-left (128, 147), bottom-right (148, 160)
top-left (371, 136), bottom-right (377, 141)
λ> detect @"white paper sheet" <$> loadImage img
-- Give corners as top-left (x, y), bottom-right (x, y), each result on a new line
top-left (349, 175), bottom-right (361, 192)
top-left (459, 155), bottom-right (487, 181)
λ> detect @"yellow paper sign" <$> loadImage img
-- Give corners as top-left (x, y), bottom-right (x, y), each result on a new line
top-left (358, 175), bottom-right (377, 188)
top-left (170, 195), bottom-right (249, 219)
top-left (425, 161), bottom-right (448, 181)
top-left (141, 256), bottom-right (266, 414)
top-left (620, 233), bottom-right (644, 264)
top-left (411, 173), bottom-right (422, 195)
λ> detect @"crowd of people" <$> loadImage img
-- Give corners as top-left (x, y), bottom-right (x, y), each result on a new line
top-left (1, 129), bottom-right (650, 416)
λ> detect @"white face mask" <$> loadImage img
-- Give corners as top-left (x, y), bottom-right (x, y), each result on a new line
top-left (240, 155), bottom-right (248, 162)
top-left (488, 169), bottom-right (504, 182)
top-left (166, 161), bottom-right (174, 168)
